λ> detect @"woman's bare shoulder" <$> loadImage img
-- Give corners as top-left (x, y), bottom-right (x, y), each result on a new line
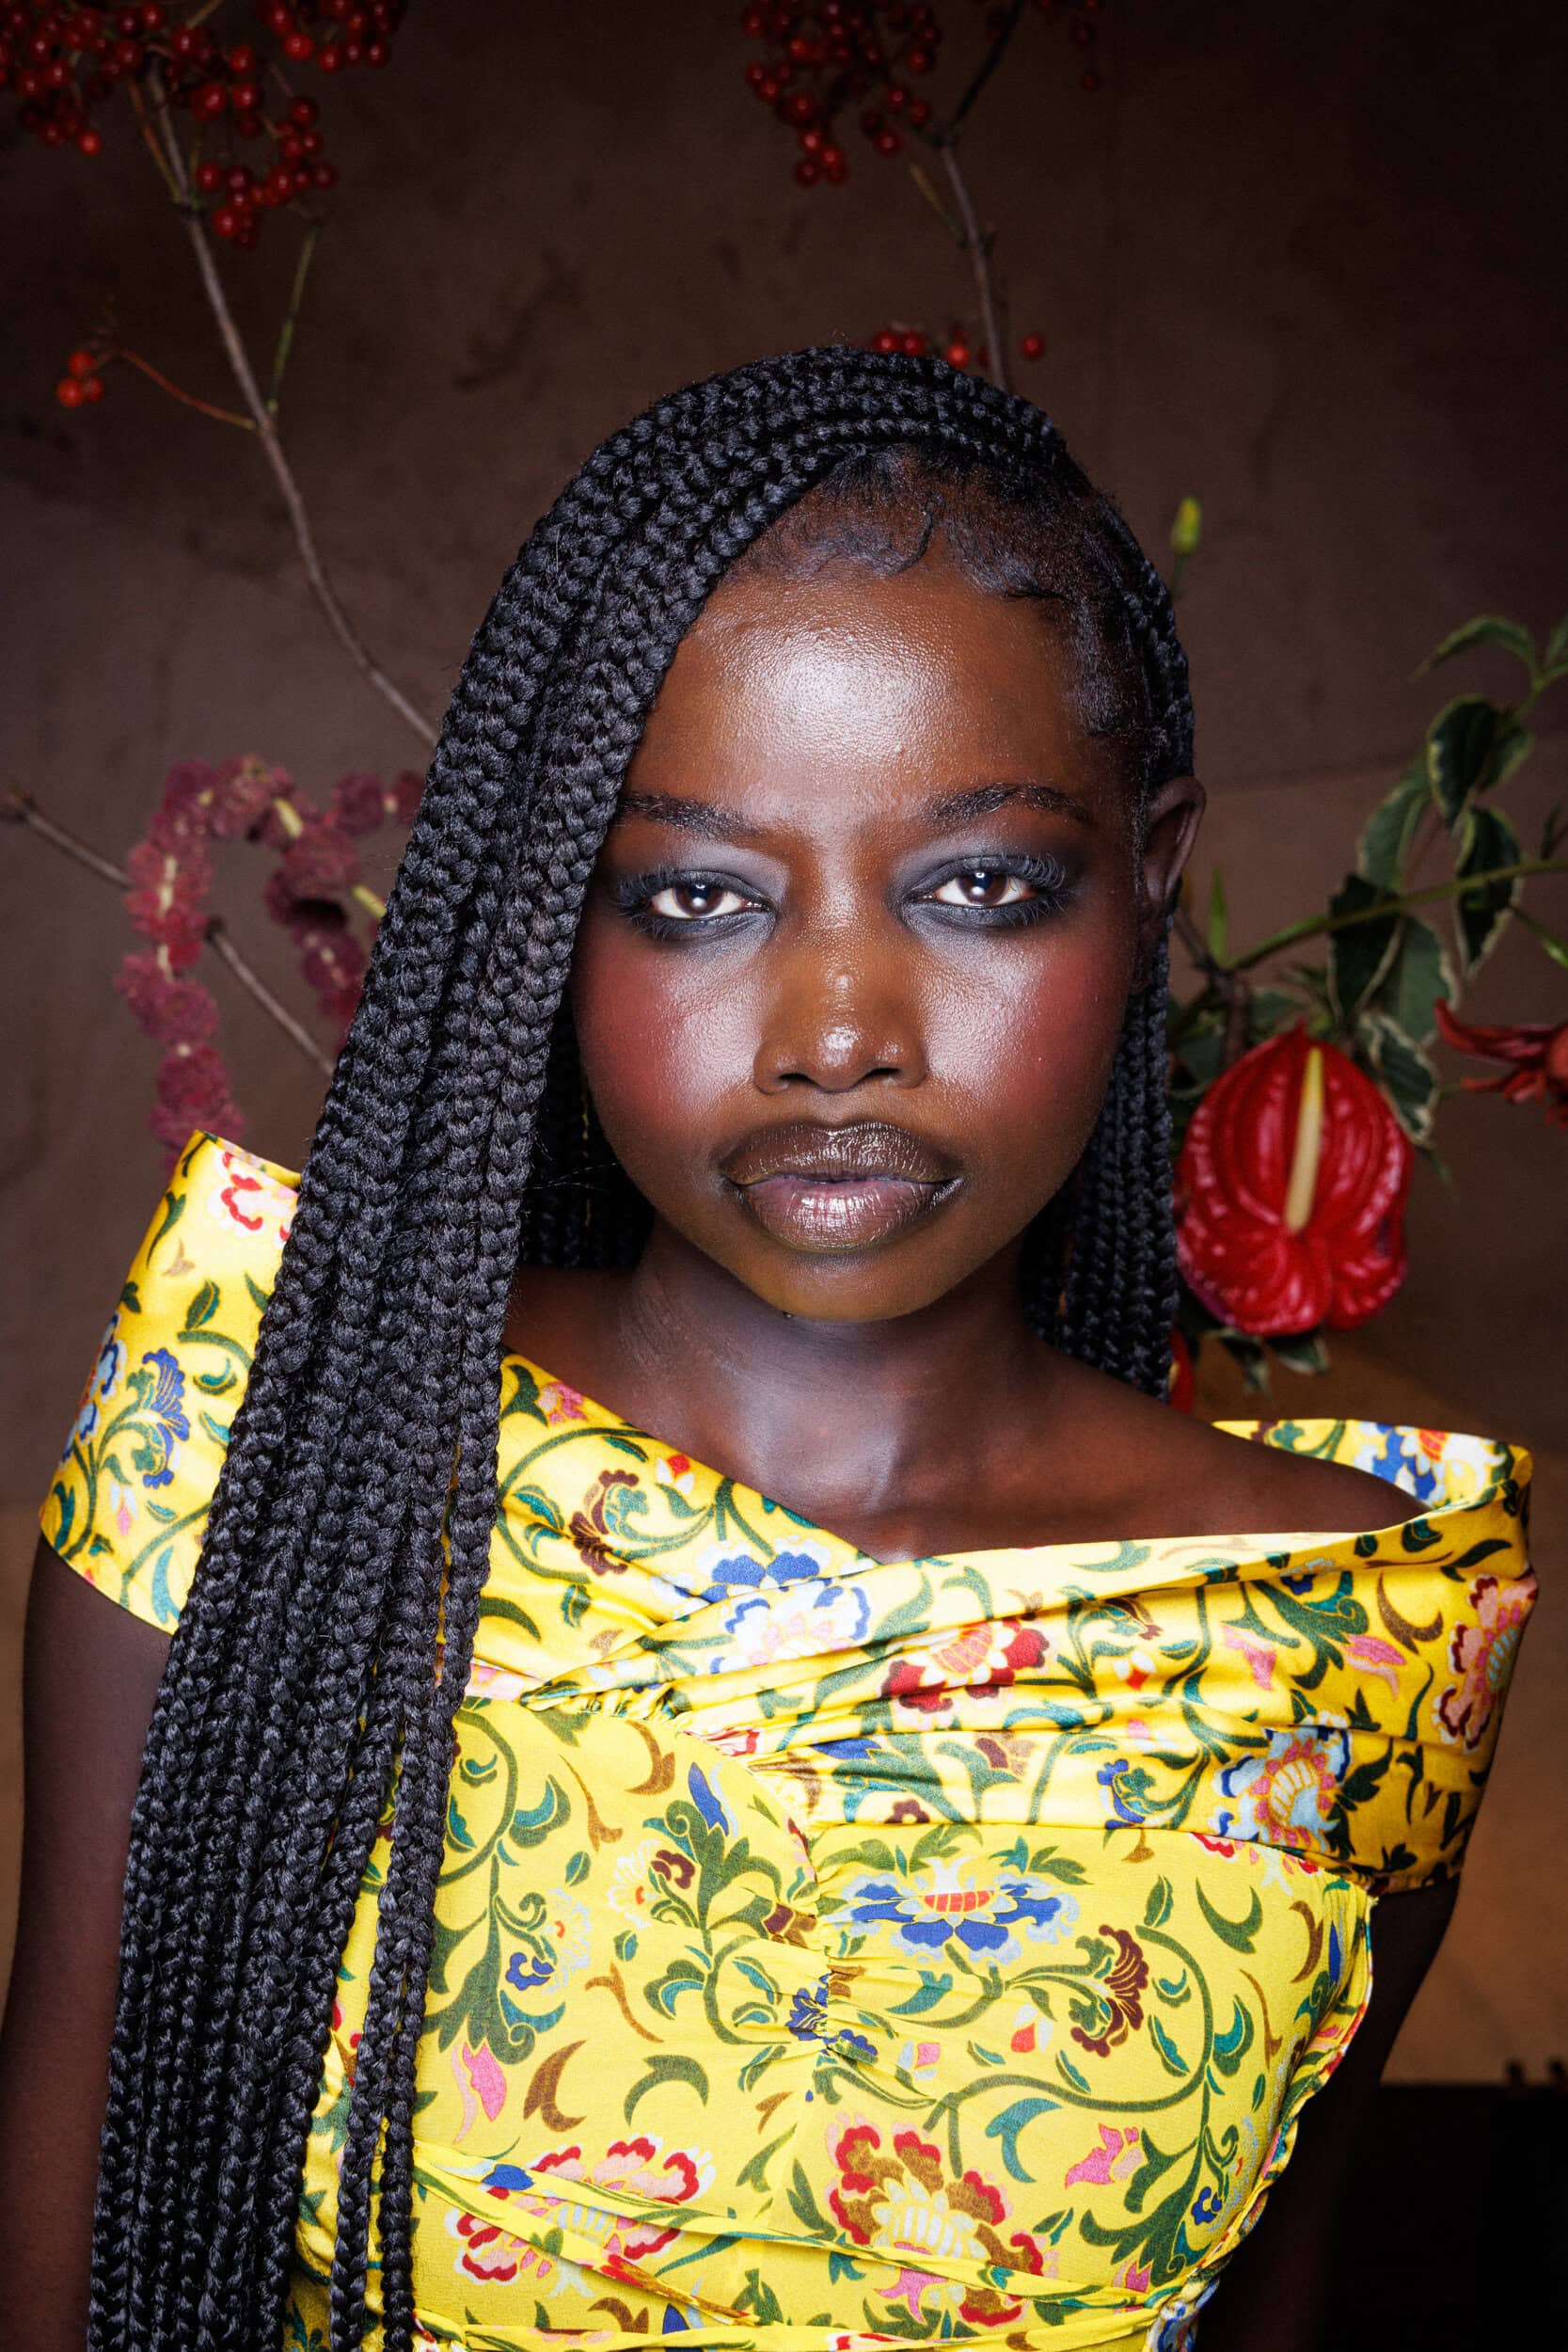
top-left (1051, 1356), bottom-right (1420, 1541)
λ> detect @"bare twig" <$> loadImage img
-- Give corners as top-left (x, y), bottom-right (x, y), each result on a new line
top-left (117, 346), bottom-right (255, 431)
top-left (3, 790), bottom-right (333, 1079)
top-left (145, 70), bottom-right (437, 747)
top-left (267, 222), bottom-right (319, 416)
top-left (947, 0), bottom-right (1029, 137)
top-left (4, 790), bottom-right (131, 888)
top-left (937, 140), bottom-right (1008, 392)
top-left (205, 921), bottom-right (332, 1074)
top-left (930, 0), bottom-right (1029, 395)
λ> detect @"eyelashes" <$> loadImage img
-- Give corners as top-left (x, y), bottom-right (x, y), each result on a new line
top-left (608, 851), bottom-right (1078, 939)
top-left (606, 865), bottom-right (768, 941)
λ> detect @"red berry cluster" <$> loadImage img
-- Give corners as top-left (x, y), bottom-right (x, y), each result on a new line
top-left (2, 2), bottom-right (405, 250)
top-left (740, 2), bottom-right (944, 189)
top-left (114, 755), bottom-right (419, 1157)
top-left (741, 0), bottom-right (1108, 187)
top-left (55, 342), bottom-right (106, 405)
top-left (866, 322), bottom-right (1046, 369)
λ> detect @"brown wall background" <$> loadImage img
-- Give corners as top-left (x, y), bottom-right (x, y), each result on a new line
top-left (3, 1), bottom-right (1565, 2075)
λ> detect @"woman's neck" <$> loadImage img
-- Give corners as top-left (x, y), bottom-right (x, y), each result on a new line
top-left (506, 1217), bottom-right (1069, 1557)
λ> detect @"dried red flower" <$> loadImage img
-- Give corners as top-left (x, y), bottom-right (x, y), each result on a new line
top-left (115, 952), bottom-right (219, 1048)
top-left (210, 755), bottom-right (285, 839)
top-left (1175, 1026), bottom-right (1412, 1336)
top-left (1435, 1000), bottom-right (1568, 1124)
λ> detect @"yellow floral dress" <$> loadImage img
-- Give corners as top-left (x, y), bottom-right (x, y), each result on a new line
top-left (43, 1136), bottom-right (1535, 2352)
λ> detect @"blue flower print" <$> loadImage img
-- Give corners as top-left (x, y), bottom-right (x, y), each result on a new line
top-left (506, 1948), bottom-right (554, 1994)
top-left (688, 1763), bottom-right (730, 1835)
top-left (1191, 2186), bottom-right (1223, 2227)
top-left (64, 1319), bottom-right (125, 1454)
top-left (839, 1868), bottom-right (1079, 1963)
top-left (786, 1970), bottom-right (877, 2062)
top-left (130, 1346), bottom-right (190, 1489)
top-left (696, 1536), bottom-right (834, 1603)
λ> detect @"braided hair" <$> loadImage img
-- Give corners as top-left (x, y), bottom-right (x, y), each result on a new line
top-left (88, 348), bottom-right (1194, 2351)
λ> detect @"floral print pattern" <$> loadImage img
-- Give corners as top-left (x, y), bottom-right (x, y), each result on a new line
top-left (42, 1136), bottom-right (1536, 2350)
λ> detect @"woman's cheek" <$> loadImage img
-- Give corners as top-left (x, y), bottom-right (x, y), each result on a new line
top-left (572, 937), bottom-right (755, 1158)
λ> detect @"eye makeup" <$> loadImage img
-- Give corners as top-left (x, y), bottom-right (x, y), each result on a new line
top-left (910, 849), bottom-right (1078, 929)
top-left (606, 846), bottom-right (1080, 943)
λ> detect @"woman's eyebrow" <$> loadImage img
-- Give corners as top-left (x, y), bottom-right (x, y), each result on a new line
top-left (617, 789), bottom-right (750, 840)
top-left (927, 781), bottom-right (1095, 828)
top-left (613, 779), bottom-right (1095, 842)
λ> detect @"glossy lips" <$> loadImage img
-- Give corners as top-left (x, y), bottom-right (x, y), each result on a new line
top-left (720, 1120), bottom-right (960, 1253)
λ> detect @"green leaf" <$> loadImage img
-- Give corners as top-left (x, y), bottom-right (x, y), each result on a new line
top-left (1142, 1875), bottom-right (1174, 1931)
top-left (181, 1278), bottom-right (220, 1336)
top-left (1369, 914), bottom-right (1456, 1046)
top-left (625, 2052), bottom-right (709, 2125)
top-left (1425, 696), bottom-right (1530, 827)
top-left (1514, 907), bottom-right (1568, 974)
top-left (1542, 610), bottom-right (1568, 676)
top-left (984, 2095), bottom-right (1058, 2183)
top-left (1196, 1880), bottom-right (1263, 1953)
top-left (1453, 804), bottom-right (1524, 973)
top-left (1268, 1328), bottom-right (1332, 1377)
top-left (1540, 802), bottom-right (1564, 859)
top-left (1356, 763), bottom-right (1428, 889)
top-left (1419, 613), bottom-right (1537, 679)
top-left (1365, 1014), bottom-right (1439, 1147)
top-left (1216, 1330), bottom-right (1272, 1395)
top-left (1206, 870), bottom-right (1227, 963)
top-left (1328, 874), bottom-right (1401, 1025)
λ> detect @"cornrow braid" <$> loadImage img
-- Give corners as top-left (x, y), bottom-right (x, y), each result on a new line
top-left (88, 347), bottom-right (1193, 2352)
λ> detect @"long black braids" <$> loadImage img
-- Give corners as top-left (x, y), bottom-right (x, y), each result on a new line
top-left (87, 347), bottom-right (1193, 2352)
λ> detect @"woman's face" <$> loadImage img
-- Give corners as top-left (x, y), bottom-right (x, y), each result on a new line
top-left (570, 542), bottom-right (1202, 1325)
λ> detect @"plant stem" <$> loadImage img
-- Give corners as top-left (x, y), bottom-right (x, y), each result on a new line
top-left (1225, 858), bottom-right (1568, 974)
top-left (267, 222), bottom-right (319, 416)
top-left (921, 0), bottom-right (1026, 395)
top-left (938, 140), bottom-right (1008, 392)
top-left (145, 71), bottom-right (437, 748)
top-left (3, 790), bottom-right (130, 888)
top-left (2, 790), bottom-right (332, 1079)
top-left (947, 0), bottom-right (1029, 136)
top-left (117, 346), bottom-right (255, 431)
top-left (205, 921), bottom-right (333, 1074)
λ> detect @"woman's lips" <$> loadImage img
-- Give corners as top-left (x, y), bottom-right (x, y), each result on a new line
top-left (720, 1120), bottom-right (960, 1254)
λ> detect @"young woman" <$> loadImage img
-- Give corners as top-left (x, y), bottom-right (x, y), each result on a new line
top-left (0, 348), bottom-right (1534, 2352)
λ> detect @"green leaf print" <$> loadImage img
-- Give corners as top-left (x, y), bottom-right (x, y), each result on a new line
top-left (625, 2052), bottom-right (710, 2124)
top-left (1196, 1881), bottom-right (1263, 1952)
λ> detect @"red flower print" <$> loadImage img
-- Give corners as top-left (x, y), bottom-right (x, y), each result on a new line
top-left (1176, 1026), bottom-right (1411, 1335)
top-left (1069, 1926), bottom-right (1149, 2058)
top-left (568, 1468), bottom-right (641, 1571)
top-left (1436, 1001), bottom-right (1568, 1123)
top-left (825, 2116), bottom-right (1051, 2325)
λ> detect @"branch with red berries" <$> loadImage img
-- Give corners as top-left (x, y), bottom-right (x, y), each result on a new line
top-left (737, 0), bottom-right (1109, 389)
top-left (8, 2), bottom-right (437, 744)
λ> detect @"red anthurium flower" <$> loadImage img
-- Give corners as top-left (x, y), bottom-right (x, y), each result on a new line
top-left (1175, 1027), bottom-right (1412, 1336)
top-left (1435, 1000), bottom-right (1568, 1123)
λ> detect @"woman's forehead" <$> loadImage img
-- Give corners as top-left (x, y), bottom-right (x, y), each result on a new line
top-left (640, 552), bottom-right (1092, 773)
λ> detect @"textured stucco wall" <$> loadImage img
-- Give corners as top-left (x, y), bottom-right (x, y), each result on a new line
top-left (3, 0), bottom-right (1564, 2074)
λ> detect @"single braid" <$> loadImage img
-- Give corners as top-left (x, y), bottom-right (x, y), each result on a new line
top-left (88, 348), bottom-right (1193, 2352)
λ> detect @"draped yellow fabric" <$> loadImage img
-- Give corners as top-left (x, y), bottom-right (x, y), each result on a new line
top-left (44, 1136), bottom-right (1535, 2350)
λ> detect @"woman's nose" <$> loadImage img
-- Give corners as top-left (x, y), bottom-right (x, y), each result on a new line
top-left (752, 942), bottom-right (927, 1095)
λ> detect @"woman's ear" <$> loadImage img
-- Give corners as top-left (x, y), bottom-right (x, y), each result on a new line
top-left (1134, 774), bottom-right (1206, 983)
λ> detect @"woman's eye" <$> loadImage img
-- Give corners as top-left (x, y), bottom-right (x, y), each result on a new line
top-left (927, 866), bottom-right (1036, 910)
top-left (643, 879), bottom-right (755, 922)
